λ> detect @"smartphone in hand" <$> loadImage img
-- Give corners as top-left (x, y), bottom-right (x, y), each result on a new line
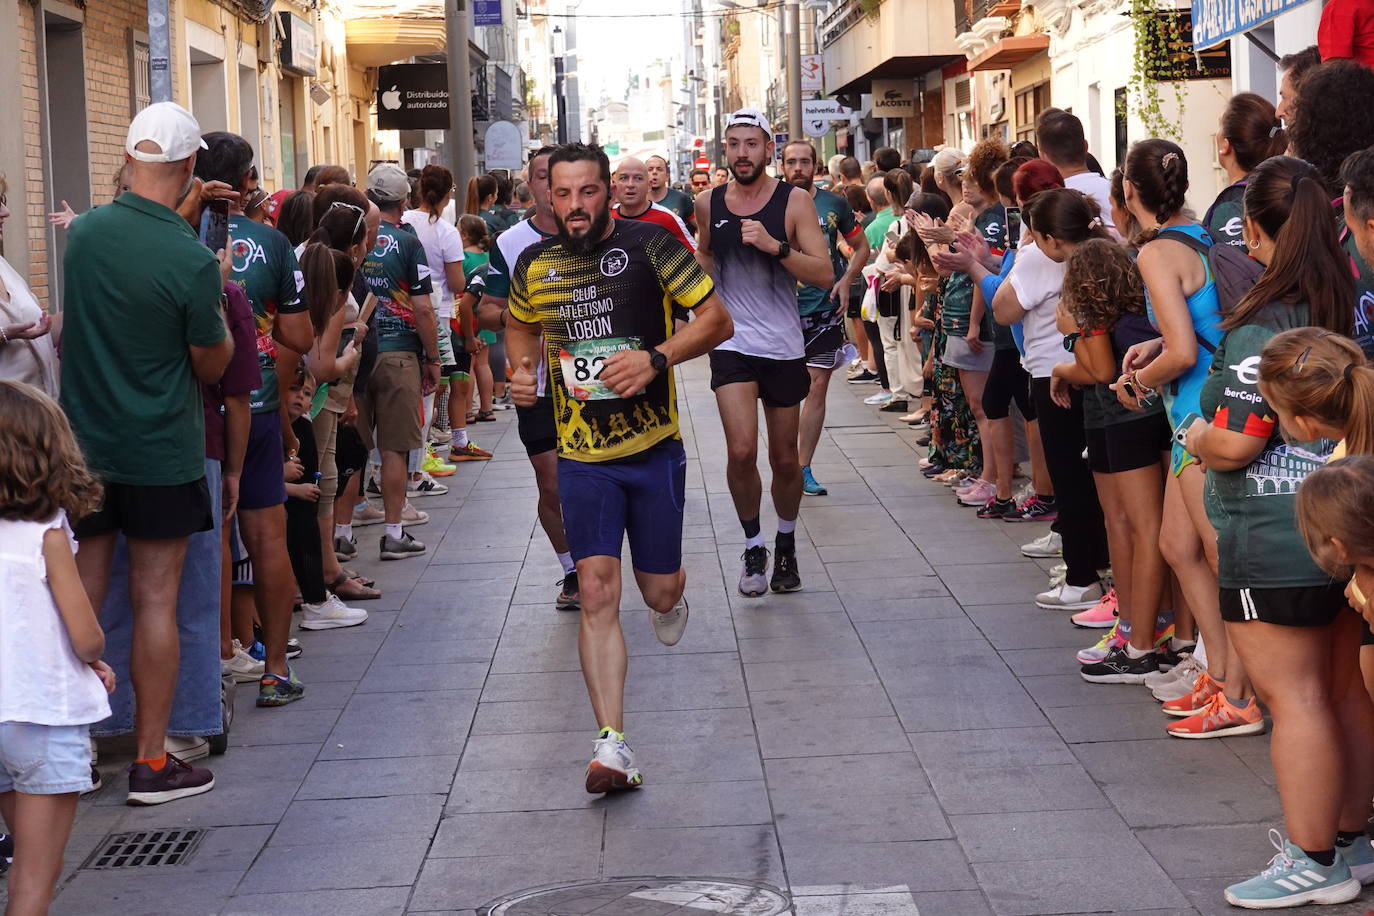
top-left (200, 199), bottom-right (230, 252)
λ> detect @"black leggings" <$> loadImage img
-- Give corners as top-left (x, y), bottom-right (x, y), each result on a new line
top-left (863, 320), bottom-right (889, 390)
top-left (286, 498), bottom-right (328, 604)
top-left (1029, 377), bottom-right (1109, 587)
top-left (983, 349), bottom-right (1035, 421)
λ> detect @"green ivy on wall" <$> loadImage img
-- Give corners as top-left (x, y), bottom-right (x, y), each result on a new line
top-left (859, 0), bottom-right (883, 18)
top-left (1127, 0), bottom-right (1187, 140)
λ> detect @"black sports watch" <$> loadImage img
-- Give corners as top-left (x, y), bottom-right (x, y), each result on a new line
top-left (646, 345), bottom-right (668, 373)
top-left (774, 241), bottom-right (791, 260)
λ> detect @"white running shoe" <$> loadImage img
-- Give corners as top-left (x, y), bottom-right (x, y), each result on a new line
top-left (407, 473), bottom-right (448, 497)
top-left (1021, 531), bottom-right (1063, 558)
top-left (300, 594), bottom-right (369, 630)
top-left (1035, 581), bottom-right (1104, 610)
top-left (1152, 656), bottom-right (1207, 703)
top-left (221, 639), bottom-right (265, 683)
top-left (652, 595), bottom-right (689, 646)
top-left (400, 502), bottom-right (430, 526)
top-left (1145, 652), bottom-right (1200, 693)
top-left (864, 389), bottom-right (894, 406)
top-left (585, 728), bottom-right (642, 794)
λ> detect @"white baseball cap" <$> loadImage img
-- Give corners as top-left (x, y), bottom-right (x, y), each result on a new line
top-left (125, 102), bottom-right (209, 163)
top-left (726, 108), bottom-right (772, 137)
top-left (367, 162), bottom-right (411, 202)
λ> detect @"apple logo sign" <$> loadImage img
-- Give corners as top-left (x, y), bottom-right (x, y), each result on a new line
top-left (381, 86), bottom-right (402, 111)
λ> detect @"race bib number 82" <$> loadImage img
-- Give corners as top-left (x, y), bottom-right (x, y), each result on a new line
top-left (558, 336), bottom-right (642, 400)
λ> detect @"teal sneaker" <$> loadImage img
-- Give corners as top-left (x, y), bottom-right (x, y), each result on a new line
top-left (256, 668), bottom-right (305, 707)
top-left (1338, 834), bottom-right (1374, 884)
top-left (802, 466), bottom-right (827, 496)
top-left (1224, 830), bottom-right (1360, 909)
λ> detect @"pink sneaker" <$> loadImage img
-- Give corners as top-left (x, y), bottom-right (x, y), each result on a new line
top-left (958, 480), bottom-right (996, 506)
top-left (1071, 588), bottom-right (1118, 628)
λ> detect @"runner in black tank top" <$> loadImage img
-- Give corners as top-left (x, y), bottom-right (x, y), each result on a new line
top-left (696, 108), bottom-right (836, 599)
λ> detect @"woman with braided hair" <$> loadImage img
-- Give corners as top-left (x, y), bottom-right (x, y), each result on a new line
top-left (1115, 139), bottom-right (1257, 740)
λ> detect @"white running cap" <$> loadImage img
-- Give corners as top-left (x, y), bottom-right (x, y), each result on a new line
top-left (726, 108), bottom-right (772, 136)
top-left (125, 102), bottom-right (208, 163)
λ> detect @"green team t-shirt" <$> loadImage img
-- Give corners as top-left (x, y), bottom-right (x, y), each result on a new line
top-left (1343, 232), bottom-right (1374, 358)
top-left (798, 188), bottom-right (861, 316)
top-left (1204, 181), bottom-right (1247, 252)
top-left (1200, 301), bottom-right (1335, 589)
top-left (227, 215), bottom-right (307, 414)
top-left (363, 219), bottom-right (435, 354)
top-left (941, 205), bottom-right (1007, 339)
top-left (655, 187), bottom-right (696, 227)
top-left (61, 193), bottom-right (226, 484)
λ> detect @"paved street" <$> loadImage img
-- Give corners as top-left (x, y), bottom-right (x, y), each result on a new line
top-left (35, 359), bottom-right (1372, 916)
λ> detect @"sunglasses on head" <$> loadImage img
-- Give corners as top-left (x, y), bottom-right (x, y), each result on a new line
top-left (327, 200), bottom-right (366, 241)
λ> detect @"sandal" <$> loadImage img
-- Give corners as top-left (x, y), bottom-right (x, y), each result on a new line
top-left (329, 574), bottom-right (380, 600)
top-left (475, 410), bottom-right (496, 422)
top-left (466, 411), bottom-right (478, 424)
top-left (340, 568), bottom-right (375, 588)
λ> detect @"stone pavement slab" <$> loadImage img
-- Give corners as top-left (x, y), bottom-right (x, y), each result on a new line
top-left (34, 361), bottom-right (1357, 915)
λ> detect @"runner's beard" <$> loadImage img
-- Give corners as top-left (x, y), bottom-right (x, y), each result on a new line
top-left (557, 204), bottom-right (612, 255)
top-left (787, 172), bottom-right (813, 192)
top-left (730, 156), bottom-right (766, 186)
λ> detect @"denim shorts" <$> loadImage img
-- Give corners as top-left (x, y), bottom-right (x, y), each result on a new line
top-left (0, 723), bottom-right (94, 794)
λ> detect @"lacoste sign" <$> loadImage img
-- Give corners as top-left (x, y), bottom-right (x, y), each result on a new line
top-left (377, 63), bottom-right (450, 131)
top-left (871, 79), bottom-right (914, 118)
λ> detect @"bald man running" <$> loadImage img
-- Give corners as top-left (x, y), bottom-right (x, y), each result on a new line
top-left (612, 157), bottom-right (696, 251)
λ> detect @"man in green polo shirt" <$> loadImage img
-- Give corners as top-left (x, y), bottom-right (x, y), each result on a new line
top-left (62, 101), bottom-right (232, 803)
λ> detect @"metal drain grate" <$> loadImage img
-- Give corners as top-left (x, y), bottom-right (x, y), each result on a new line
top-left (83, 828), bottom-right (206, 869)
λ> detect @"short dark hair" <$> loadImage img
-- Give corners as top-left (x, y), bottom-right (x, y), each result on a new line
top-left (1290, 60), bottom-right (1374, 196)
top-left (1034, 108), bottom-right (1088, 168)
top-left (782, 140), bottom-right (818, 163)
top-left (302, 164), bottom-right (324, 187)
top-left (1341, 146), bottom-right (1374, 224)
top-left (873, 147), bottom-right (901, 172)
top-left (691, 168), bottom-right (710, 180)
top-left (530, 145), bottom-right (557, 166)
top-left (1279, 45), bottom-right (1321, 83)
top-left (548, 142), bottom-right (612, 189)
top-left (838, 156), bottom-right (862, 180)
top-left (195, 131), bottom-right (255, 189)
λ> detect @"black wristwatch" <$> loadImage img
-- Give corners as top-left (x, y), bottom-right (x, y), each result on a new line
top-left (646, 345), bottom-right (668, 373)
top-left (774, 241), bottom-right (791, 260)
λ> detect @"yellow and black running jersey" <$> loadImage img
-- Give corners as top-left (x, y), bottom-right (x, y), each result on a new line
top-left (509, 219), bottom-right (714, 462)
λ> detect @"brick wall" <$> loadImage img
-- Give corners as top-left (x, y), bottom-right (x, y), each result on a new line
top-left (18, 0), bottom-right (160, 307)
top-left (19, 0), bottom-right (47, 303)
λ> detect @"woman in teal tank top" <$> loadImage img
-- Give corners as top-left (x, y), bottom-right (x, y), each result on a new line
top-left (1116, 140), bottom-right (1250, 734)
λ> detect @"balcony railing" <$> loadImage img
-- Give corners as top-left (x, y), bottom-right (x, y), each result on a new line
top-left (955, 0), bottom-right (1019, 34)
top-left (819, 0), bottom-right (867, 50)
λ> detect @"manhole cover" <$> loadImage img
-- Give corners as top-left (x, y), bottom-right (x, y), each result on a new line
top-left (482, 876), bottom-right (792, 915)
top-left (82, 828), bottom-right (206, 869)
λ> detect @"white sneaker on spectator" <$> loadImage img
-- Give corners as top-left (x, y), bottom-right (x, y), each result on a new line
top-left (407, 473), bottom-right (448, 497)
top-left (1021, 531), bottom-right (1063, 558)
top-left (300, 594), bottom-right (368, 630)
top-left (221, 639), bottom-right (264, 683)
top-left (353, 501), bottom-right (385, 526)
top-left (401, 502), bottom-right (430, 526)
top-left (1036, 581), bottom-right (1104, 611)
top-left (864, 389), bottom-right (894, 406)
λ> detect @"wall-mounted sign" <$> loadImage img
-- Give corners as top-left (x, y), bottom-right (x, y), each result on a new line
top-left (279, 12), bottom-right (317, 77)
top-left (801, 54), bottom-right (823, 93)
top-left (1192, 0), bottom-right (1309, 49)
top-left (474, 0), bottom-right (503, 26)
top-left (871, 79), bottom-right (914, 118)
top-left (804, 118), bottom-right (829, 138)
top-left (377, 63), bottom-right (449, 131)
top-left (1145, 10), bottom-right (1232, 80)
top-left (484, 120), bottom-right (524, 171)
top-left (801, 98), bottom-right (855, 120)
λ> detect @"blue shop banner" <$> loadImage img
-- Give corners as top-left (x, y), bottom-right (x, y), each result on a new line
top-left (474, 0), bottom-right (502, 26)
top-left (1192, 0), bottom-right (1313, 48)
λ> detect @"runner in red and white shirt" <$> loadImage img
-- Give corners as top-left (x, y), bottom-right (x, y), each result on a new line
top-left (612, 157), bottom-right (696, 251)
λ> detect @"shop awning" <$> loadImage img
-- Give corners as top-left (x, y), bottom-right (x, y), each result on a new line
top-left (967, 33), bottom-right (1049, 72)
top-left (1191, 0), bottom-right (1315, 49)
top-left (341, 0), bottom-right (446, 68)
